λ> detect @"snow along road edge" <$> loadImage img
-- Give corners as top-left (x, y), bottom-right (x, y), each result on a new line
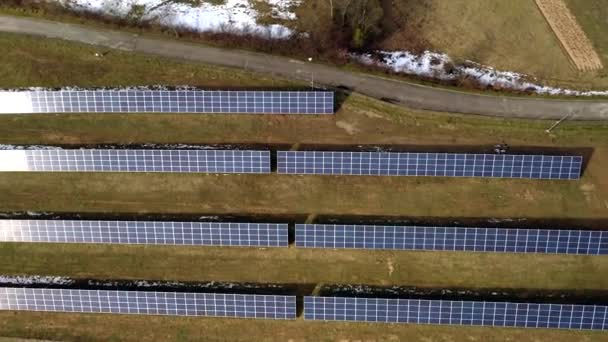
top-left (1, 15), bottom-right (608, 120)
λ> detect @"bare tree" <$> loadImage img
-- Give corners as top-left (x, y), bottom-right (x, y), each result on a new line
top-left (334, 0), bottom-right (383, 48)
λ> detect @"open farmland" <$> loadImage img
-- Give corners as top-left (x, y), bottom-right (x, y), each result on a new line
top-left (564, 0), bottom-right (608, 69)
top-left (535, 0), bottom-right (602, 71)
top-left (382, 0), bottom-right (608, 89)
top-left (0, 32), bottom-right (608, 341)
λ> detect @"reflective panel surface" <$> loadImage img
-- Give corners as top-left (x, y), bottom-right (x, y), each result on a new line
top-left (304, 297), bottom-right (608, 330)
top-left (296, 224), bottom-right (608, 255)
top-left (0, 220), bottom-right (288, 247)
top-left (0, 288), bottom-right (296, 320)
top-left (0, 90), bottom-right (334, 114)
top-left (0, 149), bottom-right (271, 173)
top-left (278, 151), bottom-right (582, 179)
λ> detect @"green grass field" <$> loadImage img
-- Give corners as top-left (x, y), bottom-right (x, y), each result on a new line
top-left (0, 33), bottom-right (607, 341)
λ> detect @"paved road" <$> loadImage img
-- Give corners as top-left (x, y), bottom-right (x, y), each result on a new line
top-left (1, 15), bottom-right (608, 120)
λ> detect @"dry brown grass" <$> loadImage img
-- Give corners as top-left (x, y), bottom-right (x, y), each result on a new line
top-left (383, 0), bottom-right (608, 89)
top-left (1, 311), bottom-right (606, 342)
top-left (535, 0), bottom-right (603, 71)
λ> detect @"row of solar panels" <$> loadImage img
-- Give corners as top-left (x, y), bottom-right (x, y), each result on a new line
top-left (0, 288), bottom-right (606, 330)
top-left (0, 90), bottom-right (335, 114)
top-left (0, 150), bottom-right (583, 180)
top-left (1, 220), bottom-right (606, 255)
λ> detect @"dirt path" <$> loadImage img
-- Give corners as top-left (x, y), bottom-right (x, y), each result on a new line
top-left (1, 15), bottom-right (608, 120)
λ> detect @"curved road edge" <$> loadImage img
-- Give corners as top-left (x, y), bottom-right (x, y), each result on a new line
top-left (1, 15), bottom-right (608, 121)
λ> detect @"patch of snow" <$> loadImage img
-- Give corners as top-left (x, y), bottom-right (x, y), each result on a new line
top-left (136, 143), bottom-right (240, 150)
top-left (354, 50), bottom-right (608, 97)
top-left (25, 211), bottom-right (56, 217)
top-left (0, 275), bottom-right (73, 285)
top-left (0, 87), bottom-right (49, 92)
top-left (487, 218), bottom-right (528, 223)
top-left (0, 143), bottom-right (245, 151)
top-left (0, 144), bottom-right (62, 150)
top-left (267, 0), bottom-right (300, 20)
top-left (55, 0), bottom-right (300, 38)
top-left (0, 211), bottom-right (57, 218)
top-left (0, 85), bottom-right (268, 92)
top-left (198, 216), bottom-right (220, 220)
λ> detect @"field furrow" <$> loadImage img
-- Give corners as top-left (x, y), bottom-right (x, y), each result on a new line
top-left (535, 0), bottom-right (603, 71)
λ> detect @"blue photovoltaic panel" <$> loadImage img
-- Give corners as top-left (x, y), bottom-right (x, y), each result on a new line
top-left (295, 224), bottom-right (608, 255)
top-left (304, 297), bottom-right (608, 330)
top-left (0, 288), bottom-right (296, 320)
top-left (277, 151), bottom-right (582, 180)
top-left (0, 149), bottom-right (270, 173)
top-left (0, 90), bottom-right (334, 114)
top-left (0, 220), bottom-right (288, 247)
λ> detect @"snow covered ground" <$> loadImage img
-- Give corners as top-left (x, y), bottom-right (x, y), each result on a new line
top-left (354, 50), bottom-right (608, 96)
top-left (0, 144), bottom-right (62, 150)
top-left (0, 275), bottom-right (282, 291)
top-left (56, 0), bottom-right (301, 38)
top-left (0, 275), bottom-right (73, 285)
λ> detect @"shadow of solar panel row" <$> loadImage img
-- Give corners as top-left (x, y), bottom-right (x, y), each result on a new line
top-left (0, 220), bottom-right (288, 247)
top-left (277, 151), bottom-right (582, 180)
top-left (304, 297), bottom-right (608, 330)
top-left (0, 91), bottom-right (334, 114)
top-left (0, 150), bottom-right (270, 173)
top-left (0, 288), bottom-right (296, 320)
top-left (295, 225), bottom-right (608, 255)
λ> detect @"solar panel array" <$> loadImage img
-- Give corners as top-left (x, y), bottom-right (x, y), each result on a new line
top-left (304, 297), bottom-right (608, 330)
top-left (295, 224), bottom-right (608, 255)
top-left (0, 288), bottom-right (296, 319)
top-left (277, 151), bottom-right (582, 180)
top-left (0, 90), bottom-right (334, 114)
top-left (0, 149), bottom-right (270, 173)
top-left (0, 220), bottom-right (288, 248)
